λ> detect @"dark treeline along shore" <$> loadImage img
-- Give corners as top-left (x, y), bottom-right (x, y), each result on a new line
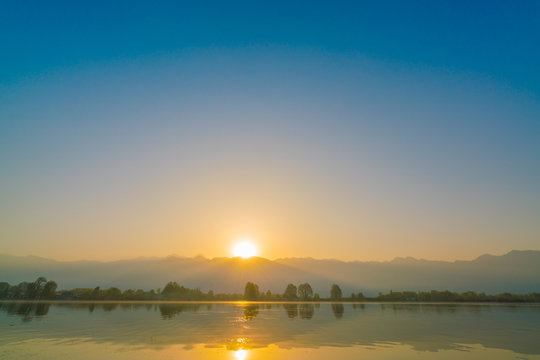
top-left (2, 277), bottom-right (540, 303)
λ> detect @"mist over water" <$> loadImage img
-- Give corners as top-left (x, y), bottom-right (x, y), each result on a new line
top-left (1, 301), bottom-right (539, 359)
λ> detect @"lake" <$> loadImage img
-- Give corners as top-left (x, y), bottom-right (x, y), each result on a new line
top-left (1, 301), bottom-right (539, 359)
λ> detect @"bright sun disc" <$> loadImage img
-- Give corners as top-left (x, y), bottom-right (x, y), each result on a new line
top-left (234, 349), bottom-right (247, 360)
top-left (233, 241), bottom-right (257, 258)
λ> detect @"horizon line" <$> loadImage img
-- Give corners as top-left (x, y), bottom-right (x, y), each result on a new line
top-left (1, 249), bottom-right (538, 264)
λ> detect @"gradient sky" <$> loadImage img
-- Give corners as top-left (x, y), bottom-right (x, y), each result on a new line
top-left (1, 1), bottom-right (539, 261)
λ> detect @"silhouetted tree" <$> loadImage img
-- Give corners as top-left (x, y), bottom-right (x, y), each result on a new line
top-left (298, 283), bottom-right (313, 300)
top-left (161, 282), bottom-right (189, 299)
top-left (28, 277), bottom-right (47, 299)
top-left (283, 284), bottom-right (298, 300)
top-left (123, 289), bottom-right (136, 299)
top-left (244, 282), bottom-right (260, 300)
top-left (41, 281), bottom-right (57, 299)
top-left (90, 286), bottom-right (101, 300)
top-left (0, 282), bottom-right (10, 298)
top-left (330, 284), bottom-right (342, 300)
top-left (135, 289), bottom-right (146, 300)
top-left (104, 287), bottom-right (122, 300)
top-left (10, 282), bottom-right (26, 298)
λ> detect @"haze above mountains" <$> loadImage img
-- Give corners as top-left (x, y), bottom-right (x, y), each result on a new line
top-left (1, 250), bottom-right (539, 296)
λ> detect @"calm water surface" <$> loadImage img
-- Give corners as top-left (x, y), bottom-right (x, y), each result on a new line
top-left (1, 301), bottom-right (539, 359)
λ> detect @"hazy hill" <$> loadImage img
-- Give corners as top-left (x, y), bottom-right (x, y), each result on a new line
top-left (1, 250), bottom-right (539, 296)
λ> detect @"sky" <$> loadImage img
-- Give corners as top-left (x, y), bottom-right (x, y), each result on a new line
top-left (1, 1), bottom-right (539, 262)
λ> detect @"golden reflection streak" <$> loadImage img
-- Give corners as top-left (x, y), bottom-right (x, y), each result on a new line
top-left (234, 349), bottom-right (248, 360)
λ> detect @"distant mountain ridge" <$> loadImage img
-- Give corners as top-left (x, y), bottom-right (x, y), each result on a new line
top-left (1, 250), bottom-right (539, 296)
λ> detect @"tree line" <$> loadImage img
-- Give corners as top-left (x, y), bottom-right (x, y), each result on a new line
top-left (375, 290), bottom-right (540, 303)
top-left (0, 277), bottom-right (58, 300)
top-left (243, 282), bottom-right (346, 301)
top-left (1, 278), bottom-right (539, 303)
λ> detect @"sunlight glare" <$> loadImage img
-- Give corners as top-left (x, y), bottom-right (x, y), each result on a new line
top-left (233, 241), bottom-right (257, 258)
top-left (234, 350), bottom-right (248, 360)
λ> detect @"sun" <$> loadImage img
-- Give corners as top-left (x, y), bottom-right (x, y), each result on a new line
top-left (234, 350), bottom-right (248, 360)
top-left (233, 241), bottom-right (257, 258)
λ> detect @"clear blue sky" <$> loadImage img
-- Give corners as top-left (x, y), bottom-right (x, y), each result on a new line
top-left (1, 1), bottom-right (539, 261)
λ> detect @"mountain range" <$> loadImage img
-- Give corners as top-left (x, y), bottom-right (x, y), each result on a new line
top-left (1, 250), bottom-right (539, 296)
